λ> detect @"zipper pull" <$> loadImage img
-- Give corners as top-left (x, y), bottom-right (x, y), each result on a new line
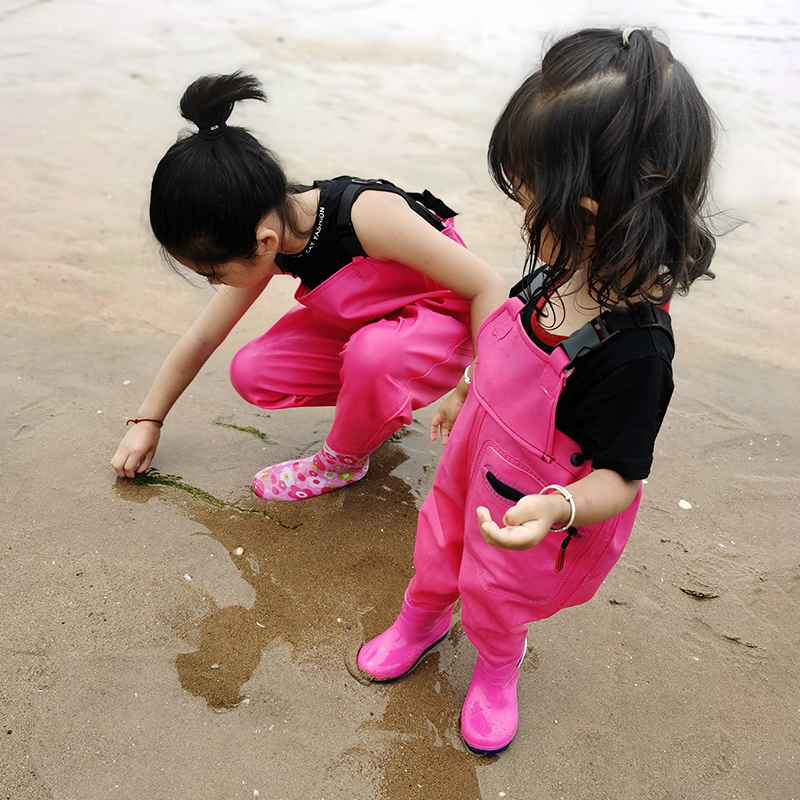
top-left (555, 526), bottom-right (578, 573)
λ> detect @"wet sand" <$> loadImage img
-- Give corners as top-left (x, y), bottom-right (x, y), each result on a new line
top-left (1, 1), bottom-right (799, 798)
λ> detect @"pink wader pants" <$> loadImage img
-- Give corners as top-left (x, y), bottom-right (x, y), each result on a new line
top-left (407, 298), bottom-right (641, 668)
top-left (229, 219), bottom-right (473, 455)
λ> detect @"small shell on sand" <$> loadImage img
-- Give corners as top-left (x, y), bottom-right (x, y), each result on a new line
top-left (678, 499), bottom-right (692, 510)
top-left (234, 547), bottom-right (244, 556)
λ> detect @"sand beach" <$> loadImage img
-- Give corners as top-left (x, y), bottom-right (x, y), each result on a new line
top-left (1, 1), bottom-right (798, 797)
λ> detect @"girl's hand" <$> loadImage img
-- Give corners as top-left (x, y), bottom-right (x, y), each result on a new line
top-left (478, 471), bottom-right (640, 551)
top-left (430, 384), bottom-right (468, 445)
top-left (111, 422), bottom-right (162, 478)
top-left (476, 493), bottom-right (567, 551)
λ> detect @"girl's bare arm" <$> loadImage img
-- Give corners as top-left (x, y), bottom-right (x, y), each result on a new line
top-left (353, 190), bottom-right (507, 349)
top-left (352, 190), bottom-right (508, 443)
top-left (111, 274), bottom-right (273, 478)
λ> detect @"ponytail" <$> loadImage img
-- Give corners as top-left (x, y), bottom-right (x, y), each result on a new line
top-left (594, 29), bottom-right (716, 305)
top-left (179, 72), bottom-right (265, 139)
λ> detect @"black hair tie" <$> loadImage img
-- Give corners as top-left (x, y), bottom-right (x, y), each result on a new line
top-left (197, 123), bottom-right (226, 141)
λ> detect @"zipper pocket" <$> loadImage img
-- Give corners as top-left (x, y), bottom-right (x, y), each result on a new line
top-left (486, 470), bottom-right (525, 502)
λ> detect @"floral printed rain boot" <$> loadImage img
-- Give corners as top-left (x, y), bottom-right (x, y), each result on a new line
top-left (253, 442), bottom-right (369, 501)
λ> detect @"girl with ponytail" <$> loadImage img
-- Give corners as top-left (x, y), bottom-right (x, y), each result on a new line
top-left (357, 28), bottom-right (718, 755)
top-left (112, 73), bottom-right (507, 500)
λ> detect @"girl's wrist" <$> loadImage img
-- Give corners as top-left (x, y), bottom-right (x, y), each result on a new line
top-left (540, 493), bottom-right (568, 527)
top-left (126, 417), bottom-right (164, 428)
top-left (539, 485), bottom-right (576, 531)
top-left (456, 361), bottom-right (476, 397)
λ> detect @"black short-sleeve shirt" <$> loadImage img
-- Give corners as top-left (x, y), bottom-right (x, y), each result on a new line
top-left (514, 279), bottom-right (674, 481)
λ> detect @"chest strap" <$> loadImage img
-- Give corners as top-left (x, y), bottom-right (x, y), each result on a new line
top-left (561, 303), bottom-right (673, 369)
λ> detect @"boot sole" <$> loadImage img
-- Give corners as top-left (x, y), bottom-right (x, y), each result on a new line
top-left (463, 738), bottom-right (513, 756)
top-left (370, 631), bottom-right (449, 684)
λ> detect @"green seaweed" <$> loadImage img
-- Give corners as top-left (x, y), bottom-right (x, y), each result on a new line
top-left (213, 419), bottom-right (275, 444)
top-left (134, 470), bottom-right (288, 525)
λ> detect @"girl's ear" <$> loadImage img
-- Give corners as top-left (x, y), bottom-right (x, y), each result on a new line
top-left (579, 197), bottom-right (599, 245)
top-left (254, 223), bottom-right (280, 258)
top-left (578, 197), bottom-right (599, 217)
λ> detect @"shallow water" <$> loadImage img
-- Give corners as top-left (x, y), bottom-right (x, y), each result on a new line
top-left (2, 0), bottom-right (797, 357)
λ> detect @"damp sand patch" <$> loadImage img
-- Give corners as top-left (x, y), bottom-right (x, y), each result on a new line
top-left (118, 446), bottom-right (484, 793)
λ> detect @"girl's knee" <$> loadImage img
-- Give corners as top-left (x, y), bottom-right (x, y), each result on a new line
top-left (230, 347), bottom-right (285, 406)
top-left (341, 335), bottom-right (388, 377)
top-left (230, 347), bottom-right (256, 401)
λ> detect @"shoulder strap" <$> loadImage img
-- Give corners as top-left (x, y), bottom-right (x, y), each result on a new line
top-left (560, 304), bottom-right (673, 370)
top-left (511, 267), bottom-right (547, 303)
top-left (336, 178), bottom-right (450, 259)
top-left (336, 181), bottom-right (369, 259)
top-left (406, 189), bottom-right (457, 220)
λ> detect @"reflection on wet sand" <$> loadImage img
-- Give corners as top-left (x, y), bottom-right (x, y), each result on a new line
top-left (115, 436), bottom-right (486, 797)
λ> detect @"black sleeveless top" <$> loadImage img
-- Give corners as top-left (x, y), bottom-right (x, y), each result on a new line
top-left (275, 176), bottom-right (454, 290)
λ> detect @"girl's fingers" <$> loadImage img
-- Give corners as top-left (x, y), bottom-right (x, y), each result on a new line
top-left (476, 507), bottom-right (502, 544)
top-left (476, 506), bottom-right (493, 525)
top-left (503, 494), bottom-right (548, 528)
top-left (135, 453), bottom-right (152, 474)
top-left (117, 449), bottom-right (146, 478)
top-left (485, 524), bottom-right (531, 551)
top-left (431, 413), bottom-right (454, 445)
top-left (112, 456), bottom-right (129, 479)
top-left (477, 505), bottom-right (549, 551)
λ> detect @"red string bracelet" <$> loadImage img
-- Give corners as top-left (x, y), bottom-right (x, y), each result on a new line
top-left (126, 418), bottom-right (164, 427)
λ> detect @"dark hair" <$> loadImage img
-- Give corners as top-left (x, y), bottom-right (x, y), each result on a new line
top-left (149, 72), bottom-right (309, 279)
top-left (488, 28), bottom-right (717, 308)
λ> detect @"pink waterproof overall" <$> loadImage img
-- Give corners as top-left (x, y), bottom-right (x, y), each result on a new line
top-left (229, 219), bottom-right (473, 456)
top-left (407, 297), bottom-right (641, 667)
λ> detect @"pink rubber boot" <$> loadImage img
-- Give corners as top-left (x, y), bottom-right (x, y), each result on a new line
top-left (252, 442), bottom-right (369, 501)
top-left (357, 596), bottom-right (454, 682)
top-left (461, 641), bottom-right (527, 755)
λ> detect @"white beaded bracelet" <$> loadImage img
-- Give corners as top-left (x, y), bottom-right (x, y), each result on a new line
top-left (538, 484), bottom-right (576, 532)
